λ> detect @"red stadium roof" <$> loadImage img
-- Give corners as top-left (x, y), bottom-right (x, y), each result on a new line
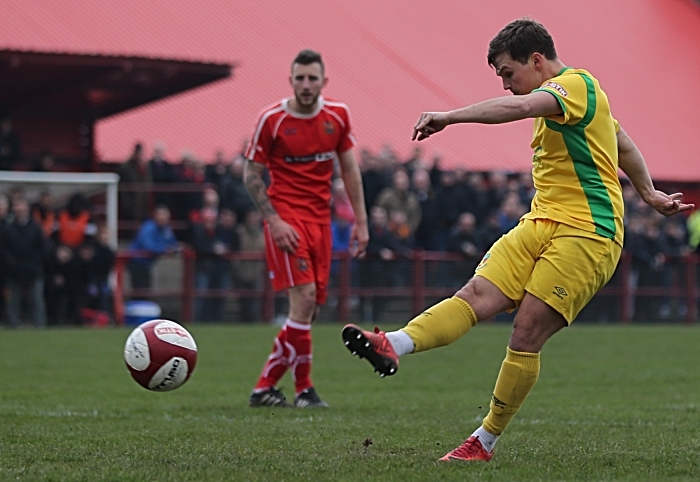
top-left (1, 0), bottom-right (700, 181)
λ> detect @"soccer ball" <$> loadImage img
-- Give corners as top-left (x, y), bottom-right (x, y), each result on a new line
top-left (124, 319), bottom-right (198, 391)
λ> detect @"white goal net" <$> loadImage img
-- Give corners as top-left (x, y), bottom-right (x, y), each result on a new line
top-left (0, 171), bottom-right (120, 249)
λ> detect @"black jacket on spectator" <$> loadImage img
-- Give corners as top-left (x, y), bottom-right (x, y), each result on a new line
top-left (190, 223), bottom-right (240, 267)
top-left (1, 217), bottom-right (45, 283)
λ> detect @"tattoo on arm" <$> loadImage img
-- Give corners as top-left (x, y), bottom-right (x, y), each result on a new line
top-left (244, 162), bottom-right (277, 219)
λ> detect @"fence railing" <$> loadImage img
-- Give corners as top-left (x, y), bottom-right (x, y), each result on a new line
top-left (112, 250), bottom-right (699, 325)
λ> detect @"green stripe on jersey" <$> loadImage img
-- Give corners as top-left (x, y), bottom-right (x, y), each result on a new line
top-left (545, 74), bottom-right (616, 239)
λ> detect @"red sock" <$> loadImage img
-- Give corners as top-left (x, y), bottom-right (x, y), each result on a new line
top-left (253, 325), bottom-right (290, 391)
top-left (285, 320), bottom-right (313, 394)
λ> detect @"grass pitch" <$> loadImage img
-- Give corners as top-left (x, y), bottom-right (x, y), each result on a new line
top-left (1, 322), bottom-right (699, 481)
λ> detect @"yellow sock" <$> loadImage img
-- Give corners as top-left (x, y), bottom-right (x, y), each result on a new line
top-left (400, 296), bottom-right (477, 353)
top-left (483, 347), bottom-right (540, 436)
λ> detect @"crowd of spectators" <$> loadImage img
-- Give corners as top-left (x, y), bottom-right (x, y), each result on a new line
top-left (1, 138), bottom-right (699, 326)
top-left (0, 190), bottom-right (115, 328)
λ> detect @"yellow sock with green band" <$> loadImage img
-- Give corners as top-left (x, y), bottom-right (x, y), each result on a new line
top-left (400, 296), bottom-right (478, 353)
top-left (483, 347), bottom-right (540, 436)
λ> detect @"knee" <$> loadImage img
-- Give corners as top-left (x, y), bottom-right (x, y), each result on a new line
top-left (297, 286), bottom-right (318, 313)
top-left (455, 277), bottom-right (479, 301)
top-left (509, 315), bottom-right (565, 353)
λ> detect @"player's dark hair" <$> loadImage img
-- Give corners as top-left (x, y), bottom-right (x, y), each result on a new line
top-left (487, 18), bottom-right (557, 66)
top-left (292, 49), bottom-right (324, 75)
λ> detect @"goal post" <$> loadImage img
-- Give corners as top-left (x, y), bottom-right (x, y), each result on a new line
top-left (0, 170), bottom-right (120, 249)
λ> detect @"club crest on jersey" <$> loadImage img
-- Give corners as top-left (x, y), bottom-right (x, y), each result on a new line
top-left (323, 121), bottom-right (335, 135)
top-left (475, 252), bottom-right (490, 271)
top-left (284, 127), bottom-right (297, 136)
top-left (296, 257), bottom-right (309, 272)
top-left (543, 81), bottom-right (568, 97)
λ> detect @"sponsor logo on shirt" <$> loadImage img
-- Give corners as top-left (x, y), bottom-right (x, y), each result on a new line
top-left (284, 152), bottom-right (335, 163)
top-left (544, 81), bottom-right (568, 97)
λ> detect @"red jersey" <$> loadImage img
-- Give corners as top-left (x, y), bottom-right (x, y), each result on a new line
top-left (244, 96), bottom-right (356, 223)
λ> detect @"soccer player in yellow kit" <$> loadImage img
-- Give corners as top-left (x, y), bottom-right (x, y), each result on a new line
top-left (342, 18), bottom-right (694, 462)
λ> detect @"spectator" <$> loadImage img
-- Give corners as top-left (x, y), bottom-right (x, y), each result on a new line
top-left (32, 151), bottom-right (56, 172)
top-left (175, 151), bottom-right (207, 222)
top-left (149, 141), bottom-right (177, 207)
top-left (1, 197), bottom-right (46, 328)
top-left (375, 168), bottom-right (422, 235)
top-left (191, 208), bottom-right (239, 322)
top-left (404, 145), bottom-right (428, 177)
top-left (117, 142), bottom-right (152, 222)
top-left (487, 171), bottom-right (510, 212)
top-left (53, 193), bottom-right (96, 248)
top-left (234, 209), bottom-right (265, 322)
top-left (475, 210), bottom-right (504, 254)
top-left (0, 117), bottom-right (21, 170)
top-left (219, 152), bottom-right (255, 221)
top-left (431, 169), bottom-right (472, 248)
top-left (625, 215), bottom-right (663, 321)
top-left (446, 212), bottom-right (480, 287)
top-left (496, 191), bottom-right (527, 234)
top-left (465, 172), bottom-right (495, 225)
top-left (360, 151), bottom-right (391, 217)
top-left (75, 226), bottom-right (115, 324)
top-left (206, 149), bottom-right (233, 187)
top-left (0, 194), bottom-right (10, 225)
top-left (31, 190), bottom-right (56, 238)
top-left (360, 206), bottom-right (412, 322)
top-left (128, 205), bottom-right (180, 296)
top-left (189, 186), bottom-right (219, 225)
top-left (44, 244), bottom-right (80, 325)
top-left (658, 218), bottom-right (690, 319)
top-left (411, 168), bottom-right (441, 250)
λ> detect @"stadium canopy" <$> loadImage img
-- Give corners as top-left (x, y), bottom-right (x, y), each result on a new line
top-left (1, 1), bottom-right (700, 182)
top-left (0, 49), bottom-right (231, 120)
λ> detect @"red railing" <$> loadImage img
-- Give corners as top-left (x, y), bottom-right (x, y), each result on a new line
top-left (112, 250), bottom-right (699, 325)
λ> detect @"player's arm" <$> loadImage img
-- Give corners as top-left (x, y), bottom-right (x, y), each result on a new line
top-left (412, 91), bottom-right (562, 141)
top-left (243, 159), bottom-right (300, 252)
top-left (337, 149), bottom-right (369, 257)
top-left (617, 127), bottom-right (694, 216)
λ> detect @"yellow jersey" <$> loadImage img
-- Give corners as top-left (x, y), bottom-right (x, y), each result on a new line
top-left (527, 67), bottom-right (624, 245)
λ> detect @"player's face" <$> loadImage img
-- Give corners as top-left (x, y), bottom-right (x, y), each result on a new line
top-left (492, 52), bottom-right (542, 95)
top-left (289, 62), bottom-right (326, 113)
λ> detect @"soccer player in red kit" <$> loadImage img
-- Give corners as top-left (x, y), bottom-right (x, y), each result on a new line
top-left (244, 49), bottom-right (369, 408)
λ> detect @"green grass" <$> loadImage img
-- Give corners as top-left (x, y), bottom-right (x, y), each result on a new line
top-left (1, 323), bottom-right (699, 481)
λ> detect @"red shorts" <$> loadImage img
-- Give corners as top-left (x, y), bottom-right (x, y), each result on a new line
top-left (264, 219), bottom-right (332, 305)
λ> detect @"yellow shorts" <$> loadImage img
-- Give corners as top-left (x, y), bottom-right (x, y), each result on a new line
top-left (474, 218), bottom-right (621, 323)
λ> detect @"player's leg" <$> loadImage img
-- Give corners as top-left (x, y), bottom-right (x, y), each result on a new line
top-left (285, 283), bottom-right (329, 408)
top-left (291, 222), bottom-right (332, 408)
top-left (343, 220), bottom-right (535, 375)
top-left (342, 276), bottom-right (512, 376)
top-left (447, 226), bottom-right (622, 461)
top-left (250, 223), bottom-right (314, 408)
top-left (442, 295), bottom-right (566, 461)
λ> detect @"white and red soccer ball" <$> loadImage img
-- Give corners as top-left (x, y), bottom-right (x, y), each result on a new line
top-left (124, 319), bottom-right (198, 391)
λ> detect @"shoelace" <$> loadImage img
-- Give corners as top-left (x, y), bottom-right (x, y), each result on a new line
top-left (449, 437), bottom-right (484, 458)
top-left (372, 327), bottom-right (393, 353)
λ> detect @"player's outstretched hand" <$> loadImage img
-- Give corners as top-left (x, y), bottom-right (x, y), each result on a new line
top-left (412, 112), bottom-right (449, 141)
top-left (647, 191), bottom-right (694, 217)
top-left (268, 216), bottom-right (300, 253)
